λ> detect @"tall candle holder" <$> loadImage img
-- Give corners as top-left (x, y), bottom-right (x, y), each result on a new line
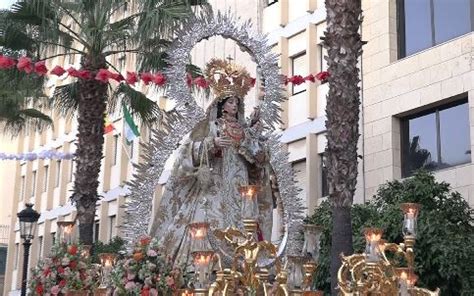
top-left (400, 203), bottom-right (420, 248)
top-left (337, 203), bottom-right (439, 295)
top-left (98, 253), bottom-right (116, 289)
top-left (363, 227), bottom-right (383, 263)
top-left (188, 222), bottom-right (211, 253)
top-left (57, 221), bottom-right (75, 244)
top-left (192, 250), bottom-right (215, 291)
top-left (239, 185), bottom-right (260, 219)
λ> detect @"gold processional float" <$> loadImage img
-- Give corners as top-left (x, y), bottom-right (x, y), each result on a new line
top-left (54, 189), bottom-right (441, 296)
top-left (131, 186), bottom-right (438, 296)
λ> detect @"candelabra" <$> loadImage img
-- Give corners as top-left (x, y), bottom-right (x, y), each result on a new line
top-left (181, 185), bottom-right (323, 296)
top-left (337, 203), bottom-right (440, 296)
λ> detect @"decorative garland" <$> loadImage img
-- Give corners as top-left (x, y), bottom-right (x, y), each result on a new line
top-left (0, 55), bottom-right (329, 88)
top-left (0, 149), bottom-right (74, 161)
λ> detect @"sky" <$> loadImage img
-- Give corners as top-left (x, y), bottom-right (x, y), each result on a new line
top-left (0, 0), bottom-right (15, 10)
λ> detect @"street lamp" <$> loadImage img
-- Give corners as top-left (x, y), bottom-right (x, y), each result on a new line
top-left (17, 203), bottom-right (40, 296)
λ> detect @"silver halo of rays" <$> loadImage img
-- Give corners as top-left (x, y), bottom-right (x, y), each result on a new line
top-left (121, 9), bottom-right (306, 265)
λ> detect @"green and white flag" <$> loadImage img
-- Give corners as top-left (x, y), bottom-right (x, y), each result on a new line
top-left (123, 104), bottom-right (140, 143)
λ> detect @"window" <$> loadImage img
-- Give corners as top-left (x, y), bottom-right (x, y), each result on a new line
top-left (129, 141), bottom-right (134, 159)
top-left (93, 221), bottom-right (100, 243)
top-left (55, 160), bottom-right (61, 187)
top-left (0, 246), bottom-right (7, 274)
top-left (69, 160), bottom-right (74, 182)
top-left (13, 243), bottom-right (19, 270)
top-left (43, 165), bottom-right (49, 192)
top-left (291, 52), bottom-right (306, 95)
top-left (401, 98), bottom-right (470, 177)
top-left (266, 0), bottom-right (278, 6)
top-left (20, 176), bottom-right (26, 200)
top-left (398, 0), bottom-right (473, 58)
top-left (38, 236), bottom-right (43, 258)
top-left (31, 170), bottom-right (37, 197)
top-left (320, 154), bottom-right (329, 197)
top-left (318, 44), bottom-right (328, 72)
top-left (108, 215), bottom-right (116, 241)
top-left (51, 232), bottom-right (56, 246)
top-left (113, 135), bottom-right (119, 165)
top-left (292, 160), bottom-right (307, 202)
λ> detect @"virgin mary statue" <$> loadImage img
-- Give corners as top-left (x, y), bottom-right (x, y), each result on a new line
top-left (149, 58), bottom-right (275, 262)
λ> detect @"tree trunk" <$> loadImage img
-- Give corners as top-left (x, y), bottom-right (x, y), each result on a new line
top-left (322, 0), bottom-right (364, 294)
top-left (73, 55), bottom-right (108, 245)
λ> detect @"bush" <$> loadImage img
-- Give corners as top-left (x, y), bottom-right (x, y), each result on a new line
top-left (91, 236), bottom-right (127, 264)
top-left (308, 170), bottom-right (474, 295)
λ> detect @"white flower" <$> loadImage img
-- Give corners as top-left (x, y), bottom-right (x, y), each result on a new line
top-left (146, 249), bottom-right (157, 257)
top-left (61, 257), bottom-right (70, 266)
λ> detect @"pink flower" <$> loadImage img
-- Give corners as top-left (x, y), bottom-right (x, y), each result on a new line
top-left (152, 73), bottom-right (166, 86)
top-left (0, 55), bottom-right (16, 69)
top-left (110, 72), bottom-right (124, 82)
top-left (304, 74), bottom-right (315, 83)
top-left (127, 272), bottom-right (136, 281)
top-left (125, 281), bottom-right (136, 290)
top-left (165, 276), bottom-right (174, 287)
top-left (50, 65), bottom-right (66, 76)
top-left (149, 288), bottom-right (158, 296)
top-left (50, 285), bottom-right (60, 295)
top-left (288, 75), bottom-right (305, 85)
top-left (34, 61), bottom-right (48, 76)
top-left (146, 249), bottom-right (157, 257)
top-left (194, 76), bottom-right (208, 88)
top-left (95, 68), bottom-right (112, 83)
top-left (249, 77), bottom-right (256, 87)
top-left (315, 71), bottom-right (330, 82)
top-left (17, 56), bottom-right (33, 74)
top-left (126, 71), bottom-right (139, 85)
top-left (67, 67), bottom-right (80, 77)
top-left (140, 72), bottom-right (153, 85)
top-left (186, 73), bottom-right (193, 87)
top-left (77, 69), bottom-right (92, 80)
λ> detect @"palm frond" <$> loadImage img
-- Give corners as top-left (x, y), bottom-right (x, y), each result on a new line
top-left (136, 0), bottom-right (192, 41)
top-left (137, 50), bottom-right (168, 72)
top-left (50, 82), bottom-right (79, 118)
top-left (110, 83), bottom-right (163, 126)
top-left (0, 95), bottom-right (52, 136)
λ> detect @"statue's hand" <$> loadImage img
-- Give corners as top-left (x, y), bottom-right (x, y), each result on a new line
top-left (250, 106), bottom-right (260, 125)
top-left (214, 136), bottom-right (232, 148)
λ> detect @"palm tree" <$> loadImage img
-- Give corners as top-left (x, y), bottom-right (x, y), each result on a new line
top-left (5, 0), bottom-right (207, 244)
top-left (0, 9), bottom-right (52, 135)
top-left (321, 0), bottom-right (364, 293)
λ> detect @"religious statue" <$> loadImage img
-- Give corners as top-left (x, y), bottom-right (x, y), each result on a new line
top-left (149, 58), bottom-right (276, 263)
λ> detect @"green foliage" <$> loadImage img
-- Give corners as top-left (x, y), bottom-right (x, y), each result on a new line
top-left (91, 236), bottom-right (127, 264)
top-left (0, 9), bottom-right (52, 135)
top-left (308, 170), bottom-right (474, 295)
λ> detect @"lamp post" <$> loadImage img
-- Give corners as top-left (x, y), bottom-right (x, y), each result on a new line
top-left (17, 203), bottom-right (40, 296)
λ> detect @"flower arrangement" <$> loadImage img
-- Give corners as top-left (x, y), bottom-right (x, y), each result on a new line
top-left (111, 236), bottom-right (186, 295)
top-left (28, 243), bottom-right (100, 295)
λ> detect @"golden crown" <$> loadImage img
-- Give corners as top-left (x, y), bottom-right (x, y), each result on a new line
top-left (205, 58), bottom-right (253, 101)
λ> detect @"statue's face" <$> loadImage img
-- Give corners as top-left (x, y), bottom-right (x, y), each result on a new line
top-left (223, 96), bottom-right (239, 116)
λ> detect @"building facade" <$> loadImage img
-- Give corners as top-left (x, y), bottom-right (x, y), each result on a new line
top-left (262, 0), bottom-right (474, 212)
top-left (3, 0), bottom-right (473, 294)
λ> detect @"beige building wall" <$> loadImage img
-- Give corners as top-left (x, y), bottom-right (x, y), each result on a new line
top-left (0, 136), bottom-right (16, 227)
top-left (264, 0), bottom-right (474, 217)
top-left (361, 0), bottom-right (474, 206)
top-left (263, 0), bottom-right (334, 217)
